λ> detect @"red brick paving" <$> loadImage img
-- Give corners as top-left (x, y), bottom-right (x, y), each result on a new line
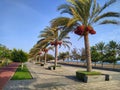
top-left (0, 62), bottom-right (20, 90)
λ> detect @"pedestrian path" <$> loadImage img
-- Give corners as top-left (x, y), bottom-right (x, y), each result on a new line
top-left (0, 62), bottom-right (19, 90)
top-left (3, 62), bottom-right (120, 90)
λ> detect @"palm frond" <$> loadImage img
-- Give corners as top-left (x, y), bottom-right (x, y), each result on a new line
top-left (47, 46), bottom-right (54, 51)
top-left (62, 42), bottom-right (71, 50)
top-left (36, 39), bottom-right (45, 44)
top-left (69, 7), bottom-right (83, 23)
top-left (67, 17), bottom-right (78, 27)
top-left (99, 20), bottom-right (120, 25)
top-left (94, 12), bottom-right (120, 23)
top-left (57, 4), bottom-right (73, 15)
top-left (89, 0), bottom-right (117, 25)
top-left (98, 0), bottom-right (116, 14)
top-left (50, 17), bottom-right (70, 28)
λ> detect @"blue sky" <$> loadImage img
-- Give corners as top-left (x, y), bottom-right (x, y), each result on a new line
top-left (0, 0), bottom-right (120, 54)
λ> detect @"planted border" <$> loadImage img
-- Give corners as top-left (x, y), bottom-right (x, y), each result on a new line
top-left (11, 65), bottom-right (33, 80)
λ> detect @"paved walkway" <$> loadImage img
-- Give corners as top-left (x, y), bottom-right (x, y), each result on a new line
top-left (3, 62), bottom-right (120, 90)
top-left (0, 62), bottom-right (20, 90)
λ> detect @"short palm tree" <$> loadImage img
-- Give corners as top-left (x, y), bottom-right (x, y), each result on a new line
top-left (91, 46), bottom-right (101, 67)
top-left (106, 40), bottom-right (118, 68)
top-left (95, 42), bottom-right (106, 67)
top-left (106, 40), bottom-right (118, 51)
top-left (51, 0), bottom-right (120, 72)
top-left (39, 26), bottom-right (71, 68)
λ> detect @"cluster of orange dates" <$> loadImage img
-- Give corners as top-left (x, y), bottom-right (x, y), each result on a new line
top-left (74, 25), bottom-right (96, 35)
top-left (50, 41), bottom-right (62, 46)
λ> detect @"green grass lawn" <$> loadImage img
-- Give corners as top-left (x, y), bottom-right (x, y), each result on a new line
top-left (76, 71), bottom-right (102, 75)
top-left (11, 65), bottom-right (33, 80)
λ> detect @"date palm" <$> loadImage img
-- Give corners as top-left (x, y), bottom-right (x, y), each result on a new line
top-left (29, 44), bottom-right (41, 62)
top-left (51, 0), bottom-right (120, 72)
top-left (39, 26), bottom-right (71, 68)
top-left (29, 39), bottom-right (45, 59)
top-left (36, 42), bottom-right (54, 64)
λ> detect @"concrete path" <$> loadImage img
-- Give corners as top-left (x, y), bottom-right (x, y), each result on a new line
top-left (3, 62), bottom-right (120, 90)
top-left (0, 62), bottom-right (19, 90)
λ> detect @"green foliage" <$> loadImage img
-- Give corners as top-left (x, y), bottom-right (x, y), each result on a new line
top-left (11, 65), bottom-right (32, 80)
top-left (91, 46), bottom-right (101, 63)
top-left (104, 50), bottom-right (116, 63)
top-left (104, 40), bottom-right (118, 63)
top-left (46, 54), bottom-right (55, 61)
top-left (11, 49), bottom-right (28, 62)
top-left (71, 48), bottom-right (81, 60)
top-left (0, 44), bottom-right (11, 60)
top-left (58, 51), bottom-right (69, 60)
top-left (93, 40), bottom-right (120, 66)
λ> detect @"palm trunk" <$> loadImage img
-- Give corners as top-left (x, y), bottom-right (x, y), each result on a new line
top-left (44, 52), bottom-right (47, 64)
top-left (55, 45), bottom-right (58, 67)
top-left (36, 56), bottom-right (37, 63)
top-left (84, 33), bottom-right (92, 72)
top-left (39, 55), bottom-right (41, 62)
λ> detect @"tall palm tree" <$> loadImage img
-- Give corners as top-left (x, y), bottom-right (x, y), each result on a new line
top-left (50, 0), bottom-right (120, 72)
top-left (39, 26), bottom-right (71, 68)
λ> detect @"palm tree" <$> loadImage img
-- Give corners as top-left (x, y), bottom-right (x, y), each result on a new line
top-left (39, 26), bottom-right (71, 68)
top-left (91, 46), bottom-right (101, 67)
top-left (29, 39), bottom-right (45, 63)
top-left (50, 0), bottom-right (120, 72)
top-left (107, 40), bottom-right (118, 50)
top-left (71, 48), bottom-right (81, 64)
top-left (106, 40), bottom-right (118, 68)
top-left (95, 42), bottom-right (106, 67)
top-left (36, 45), bottom-right (54, 64)
top-left (59, 51), bottom-right (69, 61)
